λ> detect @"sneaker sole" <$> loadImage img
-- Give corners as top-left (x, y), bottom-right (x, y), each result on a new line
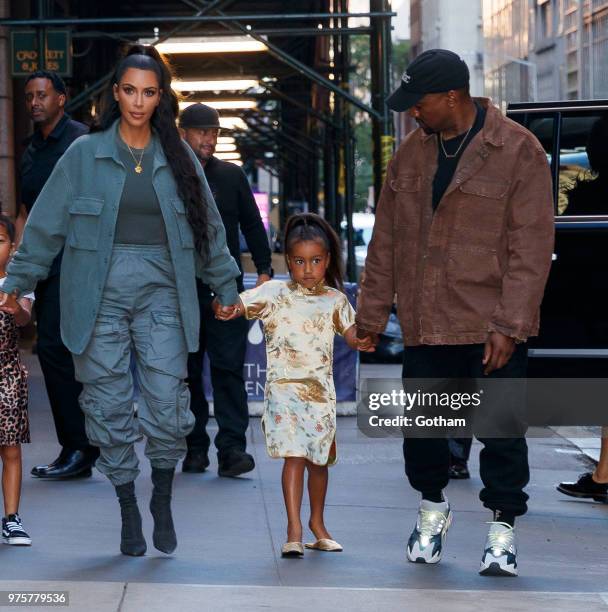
top-left (406, 511), bottom-right (452, 564)
top-left (479, 560), bottom-right (517, 577)
top-left (3, 537), bottom-right (32, 546)
top-left (556, 485), bottom-right (608, 503)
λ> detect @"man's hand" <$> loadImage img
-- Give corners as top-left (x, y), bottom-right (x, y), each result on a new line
top-left (212, 298), bottom-right (243, 321)
top-left (255, 273), bottom-right (272, 287)
top-left (0, 291), bottom-right (19, 315)
top-left (482, 331), bottom-right (516, 375)
top-left (356, 327), bottom-right (379, 352)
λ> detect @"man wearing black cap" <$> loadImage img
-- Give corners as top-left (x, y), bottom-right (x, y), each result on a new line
top-left (179, 103), bottom-right (272, 477)
top-left (14, 71), bottom-right (99, 480)
top-left (356, 50), bottom-right (554, 576)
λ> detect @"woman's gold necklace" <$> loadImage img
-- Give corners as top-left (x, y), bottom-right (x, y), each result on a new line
top-left (125, 142), bottom-right (146, 173)
top-left (120, 128), bottom-right (148, 173)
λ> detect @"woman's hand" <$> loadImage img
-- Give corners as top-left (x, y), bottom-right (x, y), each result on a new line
top-left (212, 298), bottom-right (244, 321)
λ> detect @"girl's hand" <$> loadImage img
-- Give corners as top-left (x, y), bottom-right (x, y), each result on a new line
top-left (355, 327), bottom-right (378, 352)
top-left (212, 298), bottom-right (244, 321)
top-left (344, 325), bottom-right (375, 352)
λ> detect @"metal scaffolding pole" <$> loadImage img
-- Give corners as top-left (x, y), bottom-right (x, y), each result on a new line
top-left (370, 0), bottom-right (394, 208)
top-left (341, 0), bottom-right (356, 282)
top-left (0, 11), bottom-right (395, 26)
top-left (66, 0), bottom-right (233, 112)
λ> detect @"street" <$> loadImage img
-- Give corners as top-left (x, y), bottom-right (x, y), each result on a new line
top-left (1, 355), bottom-right (607, 611)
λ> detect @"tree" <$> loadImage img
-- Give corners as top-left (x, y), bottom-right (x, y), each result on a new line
top-left (349, 35), bottom-right (410, 211)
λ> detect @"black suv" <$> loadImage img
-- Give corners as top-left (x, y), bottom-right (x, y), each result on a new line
top-left (507, 100), bottom-right (608, 376)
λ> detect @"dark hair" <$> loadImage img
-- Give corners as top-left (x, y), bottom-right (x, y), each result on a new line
top-left (94, 44), bottom-right (210, 257)
top-left (0, 214), bottom-right (16, 243)
top-left (25, 70), bottom-right (67, 95)
top-left (283, 213), bottom-right (344, 291)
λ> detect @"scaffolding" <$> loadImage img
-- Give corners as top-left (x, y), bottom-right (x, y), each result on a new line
top-left (1, 0), bottom-right (396, 280)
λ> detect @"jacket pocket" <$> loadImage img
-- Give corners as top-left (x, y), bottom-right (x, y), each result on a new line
top-left (171, 198), bottom-right (195, 249)
top-left (389, 174), bottom-right (421, 227)
top-left (389, 175), bottom-right (421, 193)
top-left (455, 179), bottom-right (510, 237)
top-left (67, 197), bottom-right (104, 251)
top-left (446, 245), bottom-right (503, 331)
top-left (459, 178), bottom-right (510, 199)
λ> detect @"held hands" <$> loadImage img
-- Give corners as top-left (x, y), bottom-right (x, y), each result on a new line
top-left (482, 331), bottom-right (515, 375)
top-left (255, 274), bottom-right (272, 287)
top-left (212, 298), bottom-right (243, 321)
top-left (0, 291), bottom-right (19, 315)
top-left (356, 327), bottom-right (379, 352)
top-left (343, 326), bottom-right (378, 352)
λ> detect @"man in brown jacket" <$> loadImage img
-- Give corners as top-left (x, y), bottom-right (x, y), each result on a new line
top-left (357, 50), bottom-right (554, 576)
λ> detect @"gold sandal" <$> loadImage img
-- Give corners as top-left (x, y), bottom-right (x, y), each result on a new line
top-left (304, 538), bottom-right (343, 552)
top-left (281, 541), bottom-right (304, 557)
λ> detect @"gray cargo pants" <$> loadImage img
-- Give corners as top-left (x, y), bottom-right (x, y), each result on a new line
top-left (72, 245), bottom-right (195, 486)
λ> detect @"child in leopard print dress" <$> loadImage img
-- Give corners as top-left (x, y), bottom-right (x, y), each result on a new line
top-left (0, 215), bottom-right (34, 546)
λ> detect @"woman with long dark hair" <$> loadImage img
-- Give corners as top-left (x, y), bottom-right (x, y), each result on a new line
top-left (0, 44), bottom-right (240, 556)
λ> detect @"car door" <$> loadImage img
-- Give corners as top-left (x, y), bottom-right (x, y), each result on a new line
top-left (508, 104), bottom-right (608, 376)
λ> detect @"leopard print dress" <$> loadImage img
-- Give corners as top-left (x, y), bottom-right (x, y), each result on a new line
top-left (0, 310), bottom-right (30, 446)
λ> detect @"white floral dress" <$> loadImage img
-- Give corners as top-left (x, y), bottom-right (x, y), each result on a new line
top-left (240, 280), bottom-right (355, 465)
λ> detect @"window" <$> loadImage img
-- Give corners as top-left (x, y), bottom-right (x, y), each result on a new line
top-left (558, 113), bottom-right (608, 216)
top-left (538, 0), bottom-right (553, 40)
top-left (525, 114), bottom-right (556, 211)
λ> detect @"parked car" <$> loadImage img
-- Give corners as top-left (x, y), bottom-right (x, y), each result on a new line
top-left (507, 99), bottom-right (608, 376)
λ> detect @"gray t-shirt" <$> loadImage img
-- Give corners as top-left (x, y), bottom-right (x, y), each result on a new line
top-left (114, 136), bottom-right (168, 245)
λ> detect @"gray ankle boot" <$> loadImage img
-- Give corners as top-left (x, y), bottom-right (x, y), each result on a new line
top-left (150, 467), bottom-right (177, 554)
top-left (114, 481), bottom-right (146, 556)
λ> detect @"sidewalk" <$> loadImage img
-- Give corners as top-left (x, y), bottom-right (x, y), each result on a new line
top-left (1, 356), bottom-right (607, 611)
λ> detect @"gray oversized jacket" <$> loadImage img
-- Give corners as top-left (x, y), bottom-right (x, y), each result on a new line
top-left (3, 119), bottom-right (240, 355)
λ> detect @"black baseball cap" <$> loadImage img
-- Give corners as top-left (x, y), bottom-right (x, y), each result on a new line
top-left (179, 103), bottom-right (220, 129)
top-left (386, 49), bottom-right (470, 112)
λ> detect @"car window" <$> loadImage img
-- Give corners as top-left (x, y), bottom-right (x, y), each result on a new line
top-left (523, 114), bottom-right (557, 213)
top-left (558, 112), bottom-right (608, 216)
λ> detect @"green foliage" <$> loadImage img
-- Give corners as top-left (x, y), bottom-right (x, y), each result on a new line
top-left (350, 36), bottom-right (410, 211)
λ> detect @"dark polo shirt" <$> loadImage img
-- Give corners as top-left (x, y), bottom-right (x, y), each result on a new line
top-left (203, 155), bottom-right (271, 292)
top-left (19, 114), bottom-right (88, 276)
top-left (20, 113), bottom-right (89, 214)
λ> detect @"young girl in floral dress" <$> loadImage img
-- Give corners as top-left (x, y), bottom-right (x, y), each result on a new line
top-left (216, 213), bottom-right (368, 557)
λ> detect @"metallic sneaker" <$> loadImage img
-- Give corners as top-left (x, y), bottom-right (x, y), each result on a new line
top-left (406, 499), bottom-right (452, 564)
top-left (479, 521), bottom-right (517, 576)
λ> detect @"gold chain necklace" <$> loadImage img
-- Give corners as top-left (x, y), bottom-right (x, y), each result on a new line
top-left (124, 142), bottom-right (146, 174)
top-left (439, 123), bottom-right (474, 159)
top-left (119, 128), bottom-right (148, 173)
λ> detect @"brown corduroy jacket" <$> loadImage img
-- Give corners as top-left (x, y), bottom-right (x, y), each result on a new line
top-left (356, 98), bottom-right (555, 346)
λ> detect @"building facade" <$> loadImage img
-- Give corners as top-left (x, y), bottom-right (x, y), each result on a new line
top-left (483, 0), bottom-right (608, 108)
top-left (409, 0), bottom-right (485, 95)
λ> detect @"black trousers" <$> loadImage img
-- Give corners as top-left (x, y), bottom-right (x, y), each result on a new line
top-left (186, 280), bottom-right (250, 458)
top-left (35, 273), bottom-right (96, 453)
top-left (402, 343), bottom-right (529, 517)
